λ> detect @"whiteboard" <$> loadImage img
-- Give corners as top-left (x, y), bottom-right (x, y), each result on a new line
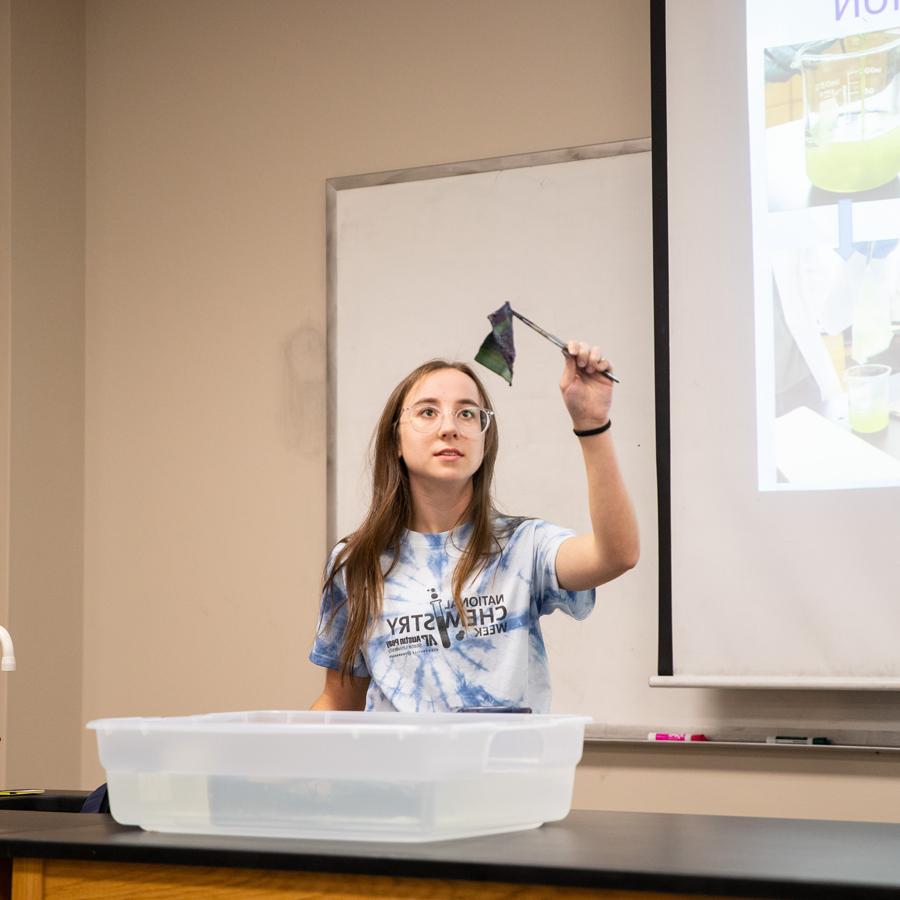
top-left (327, 141), bottom-right (900, 742)
top-left (327, 143), bottom-right (664, 734)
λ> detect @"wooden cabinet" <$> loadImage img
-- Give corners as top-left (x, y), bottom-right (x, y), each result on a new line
top-left (10, 857), bottom-right (700, 900)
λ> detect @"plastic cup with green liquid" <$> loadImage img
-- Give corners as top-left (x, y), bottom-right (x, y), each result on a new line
top-left (845, 364), bottom-right (892, 434)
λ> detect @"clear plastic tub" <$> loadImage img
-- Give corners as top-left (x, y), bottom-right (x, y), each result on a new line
top-left (87, 710), bottom-right (590, 842)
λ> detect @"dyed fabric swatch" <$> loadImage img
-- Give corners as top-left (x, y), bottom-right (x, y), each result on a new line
top-left (475, 301), bottom-right (516, 385)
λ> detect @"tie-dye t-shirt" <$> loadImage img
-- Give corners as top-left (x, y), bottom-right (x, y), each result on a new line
top-left (309, 518), bottom-right (595, 713)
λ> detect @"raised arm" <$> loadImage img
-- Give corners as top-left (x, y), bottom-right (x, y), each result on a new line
top-left (554, 341), bottom-right (640, 591)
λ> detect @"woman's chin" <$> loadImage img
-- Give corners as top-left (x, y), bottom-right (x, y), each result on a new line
top-left (410, 465), bottom-right (476, 485)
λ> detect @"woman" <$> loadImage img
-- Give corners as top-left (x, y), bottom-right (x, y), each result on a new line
top-left (310, 341), bottom-right (639, 711)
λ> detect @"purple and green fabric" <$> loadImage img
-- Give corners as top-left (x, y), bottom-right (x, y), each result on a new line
top-left (475, 301), bottom-right (516, 385)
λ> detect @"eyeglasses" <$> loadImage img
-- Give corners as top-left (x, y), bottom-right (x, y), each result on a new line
top-left (399, 401), bottom-right (494, 436)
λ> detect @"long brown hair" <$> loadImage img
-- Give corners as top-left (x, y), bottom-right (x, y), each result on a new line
top-left (322, 360), bottom-right (506, 678)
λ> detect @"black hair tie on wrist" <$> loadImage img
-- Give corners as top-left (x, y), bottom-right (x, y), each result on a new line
top-left (573, 420), bottom-right (611, 437)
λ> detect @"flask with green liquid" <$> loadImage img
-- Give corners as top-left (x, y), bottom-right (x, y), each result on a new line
top-left (801, 30), bottom-right (900, 193)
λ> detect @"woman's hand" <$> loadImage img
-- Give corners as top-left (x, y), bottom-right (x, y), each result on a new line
top-left (559, 340), bottom-right (614, 429)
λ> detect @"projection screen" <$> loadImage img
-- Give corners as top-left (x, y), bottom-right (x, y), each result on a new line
top-left (657, 0), bottom-right (900, 687)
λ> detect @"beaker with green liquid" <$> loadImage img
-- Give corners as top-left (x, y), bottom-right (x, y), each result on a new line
top-left (845, 364), bottom-right (891, 434)
top-left (801, 30), bottom-right (900, 193)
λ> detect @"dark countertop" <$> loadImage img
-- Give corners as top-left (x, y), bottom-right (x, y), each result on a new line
top-left (3, 808), bottom-right (900, 897)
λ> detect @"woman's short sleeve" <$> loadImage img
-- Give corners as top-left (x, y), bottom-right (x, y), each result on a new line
top-left (308, 546), bottom-right (370, 677)
top-left (530, 520), bottom-right (596, 620)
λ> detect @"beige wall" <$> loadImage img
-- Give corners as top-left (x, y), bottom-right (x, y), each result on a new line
top-left (80, 0), bottom-right (651, 785)
top-left (1, 0), bottom-right (84, 789)
top-left (1, 0), bottom-right (898, 826)
top-left (575, 743), bottom-right (900, 823)
top-left (0, 0), bottom-right (9, 787)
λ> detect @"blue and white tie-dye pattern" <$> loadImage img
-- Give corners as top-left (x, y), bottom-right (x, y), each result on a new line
top-left (309, 518), bottom-right (595, 713)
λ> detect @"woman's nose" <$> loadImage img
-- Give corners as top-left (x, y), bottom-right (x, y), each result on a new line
top-left (437, 411), bottom-right (458, 436)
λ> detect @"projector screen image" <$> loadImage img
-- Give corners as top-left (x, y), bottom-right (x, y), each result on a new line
top-left (749, 2), bottom-right (900, 490)
top-left (662, 0), bottom-right (900, 686)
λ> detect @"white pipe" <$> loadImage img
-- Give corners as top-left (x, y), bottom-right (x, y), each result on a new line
top-left (0, 625), bottom-right (15, 671)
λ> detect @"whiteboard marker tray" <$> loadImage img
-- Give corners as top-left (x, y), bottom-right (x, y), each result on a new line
top-left (87, 710), bottom-right (590, 842)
